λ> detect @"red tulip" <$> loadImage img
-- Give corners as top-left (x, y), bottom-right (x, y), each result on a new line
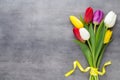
top-left (73, 27), bottom-right (85, 42)
top-left (84, 7), bottom-right (93, 24)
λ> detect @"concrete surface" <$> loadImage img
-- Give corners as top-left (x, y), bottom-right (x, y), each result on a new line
top-left (0, 0), bottom-right (120, 80)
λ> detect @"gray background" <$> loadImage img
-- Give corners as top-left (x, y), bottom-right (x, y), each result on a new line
top-left (0, 0), bottom-right (120, 80)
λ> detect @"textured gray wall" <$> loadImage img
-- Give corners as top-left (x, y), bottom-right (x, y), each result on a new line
top-left (0, 0), bottom-right (120, 80)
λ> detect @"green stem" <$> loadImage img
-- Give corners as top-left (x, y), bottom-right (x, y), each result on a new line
top-left (87, 40), bottom-right (92, 52)
top-left (87, 40), bottom-right (95, 67)
top-left (94, 24), bottom-right (97, 33)
top-left (89, 75), bottom-right (99, 80)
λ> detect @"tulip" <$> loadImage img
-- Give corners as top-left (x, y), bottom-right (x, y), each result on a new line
top-left (70, 16), bottom-right (83, 29)
top-left (79, 28), bottom-right (90, 40)
top-left (104, 30), bottom-right (112, 44)
top-left (84, 7), bottom-right (93, 24)
top-left (104, 11), bottom-right (117, 28)
top-left (93, 10), bottom-right (104, 25)
top-left (73, 27), bottom-right (85, 42)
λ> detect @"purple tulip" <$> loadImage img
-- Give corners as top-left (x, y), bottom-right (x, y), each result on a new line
top-left (93, 10), bottom-right (104, 25)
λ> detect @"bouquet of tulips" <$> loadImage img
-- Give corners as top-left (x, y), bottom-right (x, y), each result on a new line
top-left (65, 7), bottom-right (117, 80)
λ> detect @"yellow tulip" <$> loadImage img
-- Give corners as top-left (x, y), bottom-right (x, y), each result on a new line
top-left (104, 30), bottom-right (112, 44)
top-left (70, 16), bottom-right (83, 29)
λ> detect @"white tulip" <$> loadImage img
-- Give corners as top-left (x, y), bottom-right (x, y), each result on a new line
top-left (79, 28), bottom-right (90, 40)
top-left (104, 11), bottom-right (117, 28)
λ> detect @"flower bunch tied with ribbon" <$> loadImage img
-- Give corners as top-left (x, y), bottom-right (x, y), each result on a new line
top-left (65, 7), bottom-right (117, 80)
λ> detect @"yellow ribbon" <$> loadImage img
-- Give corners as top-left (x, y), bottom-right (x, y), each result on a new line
top-left (65, 60), bottom-right (111, 77)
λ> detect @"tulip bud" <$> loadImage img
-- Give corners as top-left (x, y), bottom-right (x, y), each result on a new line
top-left (73, 27), bottom-right (85, 42)
top-left (70, 16), bottom-right (83, 29)
top-left (104, 30), bottom-right (112, 44)
top-left (79, 28), bottom-right (90, 40)
top-left (104, 11), bottom-right (117, 28)
top-left (84, 7), bottom-right (93, 24)
top-left (93, 10), bottom-right (104, 25)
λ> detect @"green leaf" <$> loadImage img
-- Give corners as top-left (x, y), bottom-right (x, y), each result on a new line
top-left (73, 39), bottom-right (93, 67)
top-left (96, 21), bottom-right (104, 43)
top-left (89, 23), bottom-right (95, 56)
top-left (80, 15), bottom-right (84, 24)
top-left (95, 21), bottom-right (106, 64)
top-left (84, 24), bottom-right (89, 30)
top-left (96, 44), bottom-right (107, 68)
top-left (97, 40), bottom-right (113, 68)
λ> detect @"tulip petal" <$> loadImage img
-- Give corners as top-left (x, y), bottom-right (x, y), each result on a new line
top-left (79, 28), bottom-right (90, 40)
top-left (70, 16), bottom-right (83, 29)
top-left (73, 27), bottom-right (84, 42)
top-left (104, 11), bottom-right (117, 28)
top-left (84, 7), bottom-right (93, 24)
top-left (93, 10), bottom-right (104, 24)
top-left (104, 30), bottom-right (112, 44)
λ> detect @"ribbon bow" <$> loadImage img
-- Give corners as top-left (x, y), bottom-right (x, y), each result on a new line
top-left (65, 60), bottom-right (111, 77)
